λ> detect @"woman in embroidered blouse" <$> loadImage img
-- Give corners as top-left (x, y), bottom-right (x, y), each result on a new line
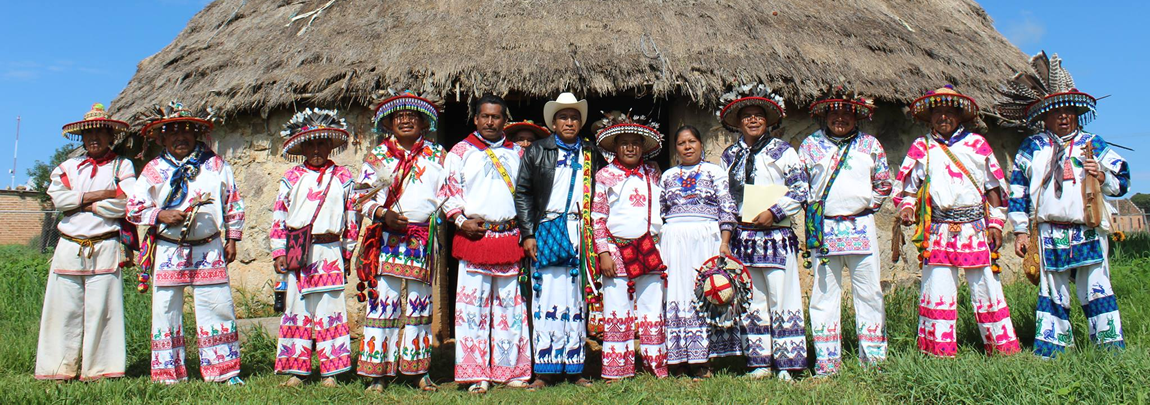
top-left (658, 126), bottom-right (738, 380)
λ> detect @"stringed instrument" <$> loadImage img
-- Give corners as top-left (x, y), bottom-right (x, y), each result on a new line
top-left (1082, 142), bottom-right (1105, 228)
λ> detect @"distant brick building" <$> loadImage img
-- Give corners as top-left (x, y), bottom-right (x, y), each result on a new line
top-left (0, 190), bottom-right (56, 247)
top-left (1110, 199), bottom-right (1147, 233)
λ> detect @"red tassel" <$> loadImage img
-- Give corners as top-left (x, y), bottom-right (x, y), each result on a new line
top-left (452, 231), bottom-right (525, 265)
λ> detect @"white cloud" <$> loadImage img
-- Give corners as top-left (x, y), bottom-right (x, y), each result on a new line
top-left (1004, 11), bottom-right (1046, 46)
top-left (0, 60), bottom-right (104, 81)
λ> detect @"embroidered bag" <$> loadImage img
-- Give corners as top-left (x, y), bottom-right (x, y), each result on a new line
top-left (112, 158), bottom-right (140, 252)
top-left (534, 152), bottom-right (582, 268)
top-left (283, 174), bottom-right (333, 272)
top-left (611, 171), bottom-right (666, 279)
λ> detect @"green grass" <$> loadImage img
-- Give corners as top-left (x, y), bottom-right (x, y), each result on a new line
top-left (1, 244), bottom-right (1148, 404)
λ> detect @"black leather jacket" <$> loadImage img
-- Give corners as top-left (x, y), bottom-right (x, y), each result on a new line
top-left (514, 135), bottom-right (605, 239)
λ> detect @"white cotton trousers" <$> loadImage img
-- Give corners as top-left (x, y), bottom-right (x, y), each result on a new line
top-left (743, 254), bottom-right (807, 370)
top-left (917, 265), bottom-right (1021, 357)
top-left (150, 283), bottom-right (240, 383)
top-left (1034, 253), bottom-right (1124, 357)
top-left (453, 263), bottom-right (532, 384)
top-left (808, 253), bottom-right (886, 375)
top-left (358, 275), bottom-right (433, 377)
top-left (275, 272), bottom-right (352, 377)
top-left (601, 274), bottom-right (667, 379)
top-left (35, 271), bottom-right (125, 381)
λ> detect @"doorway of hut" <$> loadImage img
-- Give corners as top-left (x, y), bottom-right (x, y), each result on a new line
top-left (432, 92), bottom-right (672, 341)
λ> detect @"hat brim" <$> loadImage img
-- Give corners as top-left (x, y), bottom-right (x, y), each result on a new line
top-left (595, 123), bottom-right (662, 158)
top-left (543, 100), bottom-right (588, 131)
top-left (809, 99), bottom-right (874, 120)
top-left (373, 95), bottom-right (440, 133)
top-left (282, 128), bottom-right (350, 156)
top-left (1026, 91), bottom-right (1097, 126)
top-left (911, 93), bottom-right (979, 123)
top-left (62, 119), bottom-right (130, 140)
top-left (503, 122), bottom-right (551, 140)
top-left (720, 97), bottom-right (784, 131)
top-left (141, 117), bottom-right (214, 139)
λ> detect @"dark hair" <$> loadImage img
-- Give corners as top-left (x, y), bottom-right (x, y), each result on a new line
top-left (673, 125), bottom-right (703, 145)
top-left (470, 93), bottom-right (510, 120)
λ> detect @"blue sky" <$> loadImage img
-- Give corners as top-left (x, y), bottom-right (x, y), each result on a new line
top-left (1, 1), bottom-right (1147, 193)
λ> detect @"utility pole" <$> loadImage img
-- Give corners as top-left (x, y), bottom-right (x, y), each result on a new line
top-left (9, 116), bottom-right (19, 190)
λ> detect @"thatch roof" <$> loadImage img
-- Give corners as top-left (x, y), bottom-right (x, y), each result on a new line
top-left (110, 0), bottom-right (1027, 119)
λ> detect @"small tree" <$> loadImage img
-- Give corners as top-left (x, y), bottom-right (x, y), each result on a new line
top-left (25, 143), bottom-right (77, 198)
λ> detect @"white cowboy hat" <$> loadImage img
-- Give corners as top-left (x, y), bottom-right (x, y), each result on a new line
top-left (543, 92), bottom-right (589, 131)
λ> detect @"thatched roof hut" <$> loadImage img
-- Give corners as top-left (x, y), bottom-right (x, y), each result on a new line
top-left (111, 0), bottom-right (1026, 118)
top-left (108, 0), bottom-right (1033, 338)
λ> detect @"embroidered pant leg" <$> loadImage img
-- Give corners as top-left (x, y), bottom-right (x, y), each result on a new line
top-left (532, 265), bottom-right (585, 375)
top-left (191, 283), bottom-right (241, 382)
top-left (151, 286), bottom-right (189, 383)
top-left (1076, 252), bottom-right (1124, 349)
top-left (276, 271), bottom-right (313, 375)
top-left (398, 280), bottom-right (433, 375)
top-left (313, 289), bottom-right (352, 376)
top-left (966, 266), bottom-right (1021, 355)
top-left (847, 253), bottom-right (887, 365)
top-left (1035, 269), bottom-right (1075, 358)
top-left (917, 266), bottom-right (958, 358)
top-left (743, 266), bottom-right (773, 369)
top-left (36, 271), bottom-right (126, 381)
top-left (771, 255), bottom-right (807, 370)
top-left (634, 274), bottom-right (668, 377)
top-left (490, 274), bottom-right (531, 383)
top-left (454, 264), bottom-right (493, 383)
top-left (601, 276), bottom-right (637, 379)
top-left (358, 275), bottom-right (404, 377)
top-left (809, 256), bottom-right (846, 375)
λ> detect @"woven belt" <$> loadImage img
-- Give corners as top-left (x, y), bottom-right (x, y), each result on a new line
top-left (156, 231), bottom-right (221, 246)
top-left (481, 219), bottom-right (518, 232)
top-left (61, 231), bottom-right (118, 258)
top-left (932, 205), bottom-right (985, 223)
top-left (826, 208), bottom-right (875, 221)
top-left (313, 233), bottom-right (341, 244)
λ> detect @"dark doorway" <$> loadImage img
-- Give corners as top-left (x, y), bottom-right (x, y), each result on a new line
top-left (437, 92), bottom-right (673, 169)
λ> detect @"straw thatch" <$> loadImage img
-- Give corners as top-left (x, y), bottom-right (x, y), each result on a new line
top-left (110, 0), bottom-right (1027, 119)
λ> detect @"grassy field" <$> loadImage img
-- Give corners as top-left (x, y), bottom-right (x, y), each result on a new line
top-left (1, 244), bottom-right (1148, 404)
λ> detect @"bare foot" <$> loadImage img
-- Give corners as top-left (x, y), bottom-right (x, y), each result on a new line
top-left (280, 376), bottom-right (304, 387)
top-left (320, 377), bottom-right (338, 387)
top-left (573, 378), bottom-right (593, 387)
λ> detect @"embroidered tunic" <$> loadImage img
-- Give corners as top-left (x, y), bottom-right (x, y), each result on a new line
top-left (438, 135), bottom-right (524, 276)
top-left (798, 130), bottom-right (892, 255)
top-left (359, 139), bottom-right (447, 282)
top-left (48, 156), bottom-right (136, 275)
top-left (720, 137), bottom-right (808, 268)
top-left (128, 152), bottom-right (245, 286)
top-left (1008, 131), bottom-right (1129, 271)
top-left (591, 162), bottom-right (663, 266)
top-left (892, 130), bottom-right (1006, 268)
top-left (659, 162), bottom-right (738, 230)
top-left (269, 164), bottom-right (359, 294)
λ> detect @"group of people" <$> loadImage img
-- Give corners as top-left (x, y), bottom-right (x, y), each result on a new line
top-left (34, 51), bottom-right (1128, 393)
